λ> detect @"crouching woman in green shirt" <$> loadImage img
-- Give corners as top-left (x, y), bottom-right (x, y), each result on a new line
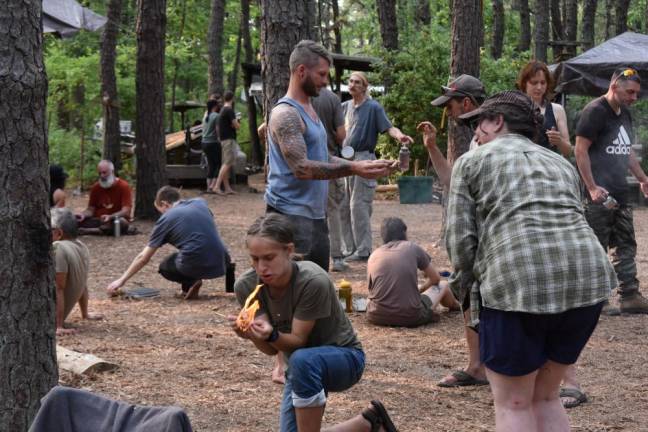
top-left (230, 213), bottom-right (397, 432)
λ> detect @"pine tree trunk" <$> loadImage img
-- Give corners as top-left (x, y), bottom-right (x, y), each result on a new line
top-left (376, 0), bottom-right (399, 50)
top-left (260, 0), bottom-right (314, 121)
top-left (581, 0), bottom-right (598, 50)
top-left (169, 0), bottom-right (187, 132)
top-left (605, 0), bottom-right (614, 39)
top-left (135, 0), bottom-right (167, 219)
top-left (229, 28), bottom-right (243, 91)
top-left (101, 0), bottom-right (124, 174)
top-left (534, 0), bottom-right (550, 62)
top-left (208, 0), bottom-right (226, 96)
top-left (332, 0), bottom-right (342, 53)
top-left (241, 0), bottom-right (254, 63)
top-left (550, 0), bottom-right (564, 60)
top-left (0, 1), bottom-right (58, 430)
top-left (615, 0), bottom-right (631, 35)
top-left (491, 0), bottom-right (505, 59)
top-left (449, 0), bottom-right (481, 164)
top-left (518, 0), bottom-right (532, 51)
top-left (416, 0), bottom-right (432, 26)
top-left (564, 0), bottom-right (578, 57)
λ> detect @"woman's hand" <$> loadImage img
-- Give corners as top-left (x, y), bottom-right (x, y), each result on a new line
top-left (546, 127), bottom-right (563, 147)
top-left (249, 319), bottom-right (273, 341)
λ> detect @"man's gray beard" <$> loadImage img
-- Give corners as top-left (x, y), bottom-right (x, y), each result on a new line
top-left (99, 175), bottom-right (116, 189)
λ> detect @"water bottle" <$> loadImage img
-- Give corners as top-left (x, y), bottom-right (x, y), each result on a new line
top-left (398, 145), bottom-right (410, 171)
top-left (113, 217), bottom-right (121, 237)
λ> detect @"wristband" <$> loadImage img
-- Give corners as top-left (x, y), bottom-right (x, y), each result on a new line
top-left (266, 327), bottom-right (279, 343)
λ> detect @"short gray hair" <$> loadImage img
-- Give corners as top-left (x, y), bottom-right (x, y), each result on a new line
top-left (51, 208), bottom-right (78, 238)
top-left (98, 159), bottom-right (115, 173)
top-left (289, 40), bottom-right (332, 73)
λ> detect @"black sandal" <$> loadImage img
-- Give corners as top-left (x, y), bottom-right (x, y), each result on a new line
top-left (361, 400), bottom-right (398, 432)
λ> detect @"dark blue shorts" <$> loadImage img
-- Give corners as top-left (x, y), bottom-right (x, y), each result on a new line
top-left (479, 302), bottom-right (604, 376)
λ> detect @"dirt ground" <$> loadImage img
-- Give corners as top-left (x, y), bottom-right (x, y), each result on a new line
top-left (58, 174), bottom-right (648, 432)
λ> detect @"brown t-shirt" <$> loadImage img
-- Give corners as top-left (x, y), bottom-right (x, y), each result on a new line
top-left (366, 241), bottom-right (431, 326)
top-left (235, 261), bottom-right (362, 357)
top-left (88, 178), bottom-right (132, 219)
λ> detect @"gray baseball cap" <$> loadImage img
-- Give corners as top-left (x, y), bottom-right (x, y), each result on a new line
top-left (431, 74), bottom-right (486, 107)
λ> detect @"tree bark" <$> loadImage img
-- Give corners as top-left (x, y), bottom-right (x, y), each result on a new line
top-left (605, 0), bottom-right (614, 39)
top-left (0, 1), bottom-right (58, 430)
top-left (550, 0), bottom-right (564, 60)
top-left (135, 0), bottom-right (167, 219)
top-left (208, 0), bottom-right (226, 96)
top-left (260, 0), bottom-right (315, 121)
top-left (563, 0), bottom-right (578, 58)
top-left (449, 0), bottom-right (481, 163)
top-left (615, 0), bottom-right (631, 35)
top-left (229, 27), bottom-right (243, 91)
top-left (518, 0), bottom-right (532, 51)
top-left (581, 0), bottom-right (598, 51)
top-left (491, 0), bottom-right (505, 59)
top-left (101, 0), bottom-right (124, 174)
top-left (416, 0), bottom-right (432, 27)
top-left (241, 0), bottom-right (254, 63)
top-left (332, 0), bottom-right (342, 53)
top-left (169, 0), bottom-right (187, 132)
top-left (376, 0), bottom-right (399, 51)
top-left (534, 0), bottom-right (550, 62)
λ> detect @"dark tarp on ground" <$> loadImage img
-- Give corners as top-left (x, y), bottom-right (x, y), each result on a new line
top-left (555, 32), bottom-right (648, 97)
top-left (43, 0), bottom-right (107, 38)
top-left (29, 386), bottom-right (193, 432)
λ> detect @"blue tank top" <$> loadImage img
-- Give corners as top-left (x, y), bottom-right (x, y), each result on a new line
top-left (264, 97), bottom-right (329, 219)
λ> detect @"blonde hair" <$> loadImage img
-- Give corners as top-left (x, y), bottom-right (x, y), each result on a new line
top-left (349, 71), bottom-right (371, 97)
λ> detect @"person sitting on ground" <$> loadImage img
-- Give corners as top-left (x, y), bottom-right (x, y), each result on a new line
top-left (366, 217), bottom-right (460, 327)
top-left (447, 90), bottom-right (616, 431)
top-left (230, 213), bottom-right (399, 432)
top-left (106, 186), bottom-right (229, 300)
top-left (51, 208), bottom-right (103, 336)
top-left (76, 160), bottom-right (133, 236)
top-left (213, 90), bottom-right (241, 195)
top-left (50, 164), bottom-right (69, 208)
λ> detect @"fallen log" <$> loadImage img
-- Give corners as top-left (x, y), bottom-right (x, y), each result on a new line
top-left (57, 345), bottom-right (118, 375)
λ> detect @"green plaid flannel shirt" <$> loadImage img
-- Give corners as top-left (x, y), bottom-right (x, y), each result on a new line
top-left (446, 134), bottom-right (616, 325)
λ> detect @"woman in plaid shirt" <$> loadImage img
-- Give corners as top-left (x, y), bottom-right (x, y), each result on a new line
top-left (446, 91), bottom-right (617, 431)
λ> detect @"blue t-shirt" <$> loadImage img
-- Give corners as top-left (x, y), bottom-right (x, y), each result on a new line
top-left (148, 198), bottom-right (227, 278)
top-left (342, 99), bottom-right (392, 152)
top-left (264, 97), bottom-right (329, 219)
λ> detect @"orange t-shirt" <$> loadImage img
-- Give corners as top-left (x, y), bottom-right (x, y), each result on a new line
top-left (88, 178), bottom-right (133, 219)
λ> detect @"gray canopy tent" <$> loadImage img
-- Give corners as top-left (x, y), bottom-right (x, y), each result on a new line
top-left (554, 32), bottom-right (648, 98)
top-left (43, 0), bottom-right (107, 38)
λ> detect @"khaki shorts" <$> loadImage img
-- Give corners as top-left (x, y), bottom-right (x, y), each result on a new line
top-left (221, 139), bottom-right (239, 165)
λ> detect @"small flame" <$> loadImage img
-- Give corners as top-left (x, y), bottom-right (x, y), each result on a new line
top-left (236, 284), bottom-right (263, 331)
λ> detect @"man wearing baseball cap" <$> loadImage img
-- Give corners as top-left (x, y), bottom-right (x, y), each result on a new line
top-left (416, 74), bottom-right (486, 188)
top-left (416, 74), bottom-right (488, 388)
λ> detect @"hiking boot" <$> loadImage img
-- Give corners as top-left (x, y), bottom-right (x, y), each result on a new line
top-left (344, 252), bottom-right (369, 263)
top-left (619, 293), bottom-right (648, 314)
top-left (330, 258), bottom-right (349, 272)
top-left (601, 300), bottom-right (621, 316)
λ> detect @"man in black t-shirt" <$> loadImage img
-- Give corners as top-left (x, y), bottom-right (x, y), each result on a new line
top-left (575, 67), bottom-right (648, 314)
top-left (214, 90), bottom-right (241, 195)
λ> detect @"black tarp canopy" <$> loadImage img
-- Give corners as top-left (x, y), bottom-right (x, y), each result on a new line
top-left (555, 32), bottom-right (648, 97)
top-left (43, 0), bottom-right (107, 38)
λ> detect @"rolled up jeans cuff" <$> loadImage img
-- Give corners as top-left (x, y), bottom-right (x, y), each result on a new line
top-left (292, 389), bottom-right (326, 408)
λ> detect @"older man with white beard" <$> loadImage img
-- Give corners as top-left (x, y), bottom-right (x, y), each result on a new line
top-left (76, 160), bottom-right (133, 236)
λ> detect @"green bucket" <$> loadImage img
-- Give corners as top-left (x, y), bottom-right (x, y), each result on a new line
top-left (397, 176), bottom-right (434, 204)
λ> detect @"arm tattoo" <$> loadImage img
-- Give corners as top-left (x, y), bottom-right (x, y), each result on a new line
top-left (269, 105), bottom-right (354, 180)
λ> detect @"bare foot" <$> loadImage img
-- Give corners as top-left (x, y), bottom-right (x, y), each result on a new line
top-left (56, 327), bottom-right (77, 336)
top-left (225, 189), bottom-right (237, 195)
top-left (272, 365), bottom-right (285, 385)
top-left (84, 313), bottom-right (104, 321)
top-left (212, 188), bottom-right (225, 196)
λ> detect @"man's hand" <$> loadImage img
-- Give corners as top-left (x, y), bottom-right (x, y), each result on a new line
top-left (352, 160), bottom-right (396, 179)
top-left (546, 127), bottom-right (562, 148)
top-left (56, 327), bottom-right (77, 336)
top-left (417, 121), bottom-right (437, 150)
top-left (106, 279), bottom-right (124, 296)
top-left (75, 213), bottom-right (86, 223)
top-left (100, 214), bottom-right (112, 223)
top-left (398, 134), bottom-right (414, 145)
top-left (589, 185), bottom-right (609, 203)
top-left (640, 181), bottom-right (648, 198)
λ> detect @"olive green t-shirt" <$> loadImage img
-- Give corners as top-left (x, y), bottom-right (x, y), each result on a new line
top-left (234, 261), bottom-right (362, 355)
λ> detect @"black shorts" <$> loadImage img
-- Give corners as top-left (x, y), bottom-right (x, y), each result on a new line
top-left (479, 302), bottom-right (604, 376)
